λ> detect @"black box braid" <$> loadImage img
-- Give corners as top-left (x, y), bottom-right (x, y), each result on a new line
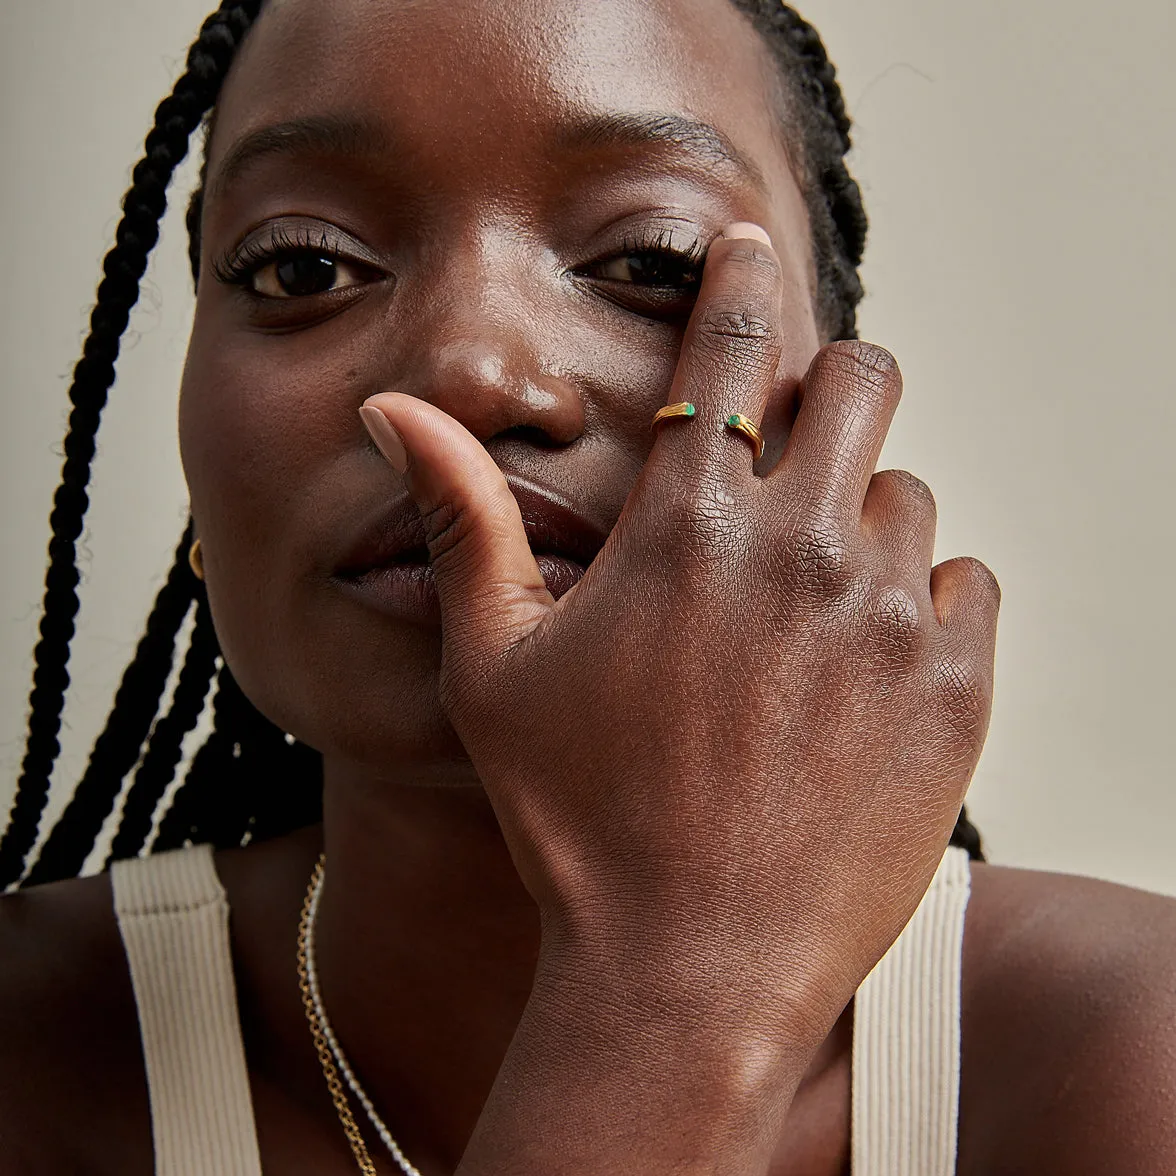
top-left (0, 2), bottom-right (266, 889)
top-left (2, 0), bottom-right (981, 890)
top-left (101, 595), bottom-right (221, 866)
top-left (18, 524), bottom-right (205, 885)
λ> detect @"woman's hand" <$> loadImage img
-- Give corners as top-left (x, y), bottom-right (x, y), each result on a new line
top-left (361, 223), bottom-right (999, 1171)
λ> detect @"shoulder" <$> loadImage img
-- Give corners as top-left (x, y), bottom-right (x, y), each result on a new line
top-left (959, 862), bottom-right (1176, 1175)
top-left (0, 869), bottom-right (152, 1175)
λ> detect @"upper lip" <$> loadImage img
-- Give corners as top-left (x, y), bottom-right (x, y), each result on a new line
top-left (334, 473), bottom-right (610, 577)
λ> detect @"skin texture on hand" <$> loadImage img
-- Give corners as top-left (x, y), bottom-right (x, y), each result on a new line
top-left (361, 225), bottom-right (999, 1170)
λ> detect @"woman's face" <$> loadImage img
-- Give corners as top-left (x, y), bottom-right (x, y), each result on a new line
top-left (179, 0), bottom-right (821, 773)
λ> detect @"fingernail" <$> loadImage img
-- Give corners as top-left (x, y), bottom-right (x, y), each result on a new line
top-left (359, 405), bottom-right (408, 474)
top-left (721, 221), bottom-right (772, 247)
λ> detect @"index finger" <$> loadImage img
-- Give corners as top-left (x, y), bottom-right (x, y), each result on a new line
top-left (646, 222), bottom-right (785, 486)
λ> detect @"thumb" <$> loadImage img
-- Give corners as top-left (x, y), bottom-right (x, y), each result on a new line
top-left (359, 393), bottom-right (554, 664)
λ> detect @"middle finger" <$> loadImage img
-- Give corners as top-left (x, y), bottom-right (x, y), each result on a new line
top-left (773, 339), bottom-right (904, 524)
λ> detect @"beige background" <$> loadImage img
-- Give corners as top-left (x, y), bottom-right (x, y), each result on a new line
top-left (1, 1), bottom-right (1173, 893)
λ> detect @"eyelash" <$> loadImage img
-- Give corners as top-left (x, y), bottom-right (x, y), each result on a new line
top-left (211, 224), bottom-right (356, 288)
top-left (210, 223), bottom-right (708, 297)
top-left (602, 227), bottom-right (707, 287)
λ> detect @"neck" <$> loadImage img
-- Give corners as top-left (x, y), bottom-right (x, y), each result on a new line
top-left (314, 756), bottom-right (540, 1172)
top-left (269, 756), bottom-right (851, 1174)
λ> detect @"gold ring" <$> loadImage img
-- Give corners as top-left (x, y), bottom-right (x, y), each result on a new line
top-left (188, 538), bottom-right (205, 582)
top-left (651, 401), bottom-right (697, 431)
top-left (725, 413), bottom-right (765, 461)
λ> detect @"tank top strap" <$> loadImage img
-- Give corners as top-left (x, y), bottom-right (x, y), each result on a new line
top-left (112, 843), bottom-right (263, 1176)
top-left (852, 845), bottom-right (972, 1175)
top-left (110, 840), bottom-right (969, 1174)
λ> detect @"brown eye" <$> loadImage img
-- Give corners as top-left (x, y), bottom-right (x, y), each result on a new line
top-left (594, 250), bottom-right (701, 289)
top-left (251, 254), bottom-right (367, 298)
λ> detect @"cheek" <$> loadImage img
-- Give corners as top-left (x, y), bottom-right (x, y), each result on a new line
top-left (177, 311), bottom-right (399, 751)
top-left (573, 320), bottom-right (683, 461)
top-left (179, 318), bottom-right (371, 526)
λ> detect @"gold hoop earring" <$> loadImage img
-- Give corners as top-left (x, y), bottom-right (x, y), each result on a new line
top-left (188, 539), bottom-right (205, 582)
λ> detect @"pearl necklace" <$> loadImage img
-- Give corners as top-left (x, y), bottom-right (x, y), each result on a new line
top-left (299, 855), bottom-right (424, 1176)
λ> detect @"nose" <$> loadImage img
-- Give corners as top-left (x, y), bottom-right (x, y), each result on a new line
top-left (391, 239), bottom-right (585, 447)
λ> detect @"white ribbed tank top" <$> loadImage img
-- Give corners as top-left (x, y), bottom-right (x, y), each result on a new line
top-left (112, 844), bottom-right (971, 1175)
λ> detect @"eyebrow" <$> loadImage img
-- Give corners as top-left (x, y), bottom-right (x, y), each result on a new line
top-left (207, 109), bottom-right (767, 203)
top-left (558, 111), bottom-right (769, 194)
top-left (207, 113), bottom-right (388, 202)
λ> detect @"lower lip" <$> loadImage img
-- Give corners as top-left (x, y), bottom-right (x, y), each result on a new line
top-left (334, 554), bottom-right (586, 623)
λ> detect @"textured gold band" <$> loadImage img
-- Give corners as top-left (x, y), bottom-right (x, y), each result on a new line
top-left (725, 413), bottom-right (765, 461)
top-left (651, 401), bottom-right (697, 430)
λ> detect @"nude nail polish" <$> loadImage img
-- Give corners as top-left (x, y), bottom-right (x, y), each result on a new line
top-left (721, 221), bottom-right (772, 247)
top-left (358, 406), bottom-right (408, 474)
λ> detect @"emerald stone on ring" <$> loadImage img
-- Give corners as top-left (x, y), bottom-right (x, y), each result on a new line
top-left (725, 412), bottom-right (765, 461)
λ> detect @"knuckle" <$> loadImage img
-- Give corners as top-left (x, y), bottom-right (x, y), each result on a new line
top-left (692, 296), bottom-right (781, 377)
top-left (865, 583), bottom-right (924, 654)
top-left (663, 476), bottom-right (746, 567)
top-left (931, 654), bottom-right (990, 744)
top-left (811, 339), bottom-right (903, 412)
top-left (956, 556), bottom-right (1002, 608)
top-left (421, 500), bottom-right (473, 569)
top-left (696, 298), bottom-right (780, 343)
top-left (784, 517), bottom-right (854, 593)
top-left (829, 338), bottom-right (901, 380)
top-left (884, 468), bottom-right (936, 512)
top-left (700, 304), bottom-right (775, 343)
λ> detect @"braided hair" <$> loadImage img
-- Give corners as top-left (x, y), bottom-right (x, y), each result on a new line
top-left (1, 0), bottom-right (983, 890)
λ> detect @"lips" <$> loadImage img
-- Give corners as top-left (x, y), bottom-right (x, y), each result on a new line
top-left (332, 474), bottom-right (609, 617)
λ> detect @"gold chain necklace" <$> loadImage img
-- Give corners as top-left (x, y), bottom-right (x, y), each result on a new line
top-left (297, 854), bottom-right (378, 1176)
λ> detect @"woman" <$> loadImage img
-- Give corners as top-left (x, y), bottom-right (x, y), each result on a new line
top-left (1, 0), bottom-right (1173, 1172)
